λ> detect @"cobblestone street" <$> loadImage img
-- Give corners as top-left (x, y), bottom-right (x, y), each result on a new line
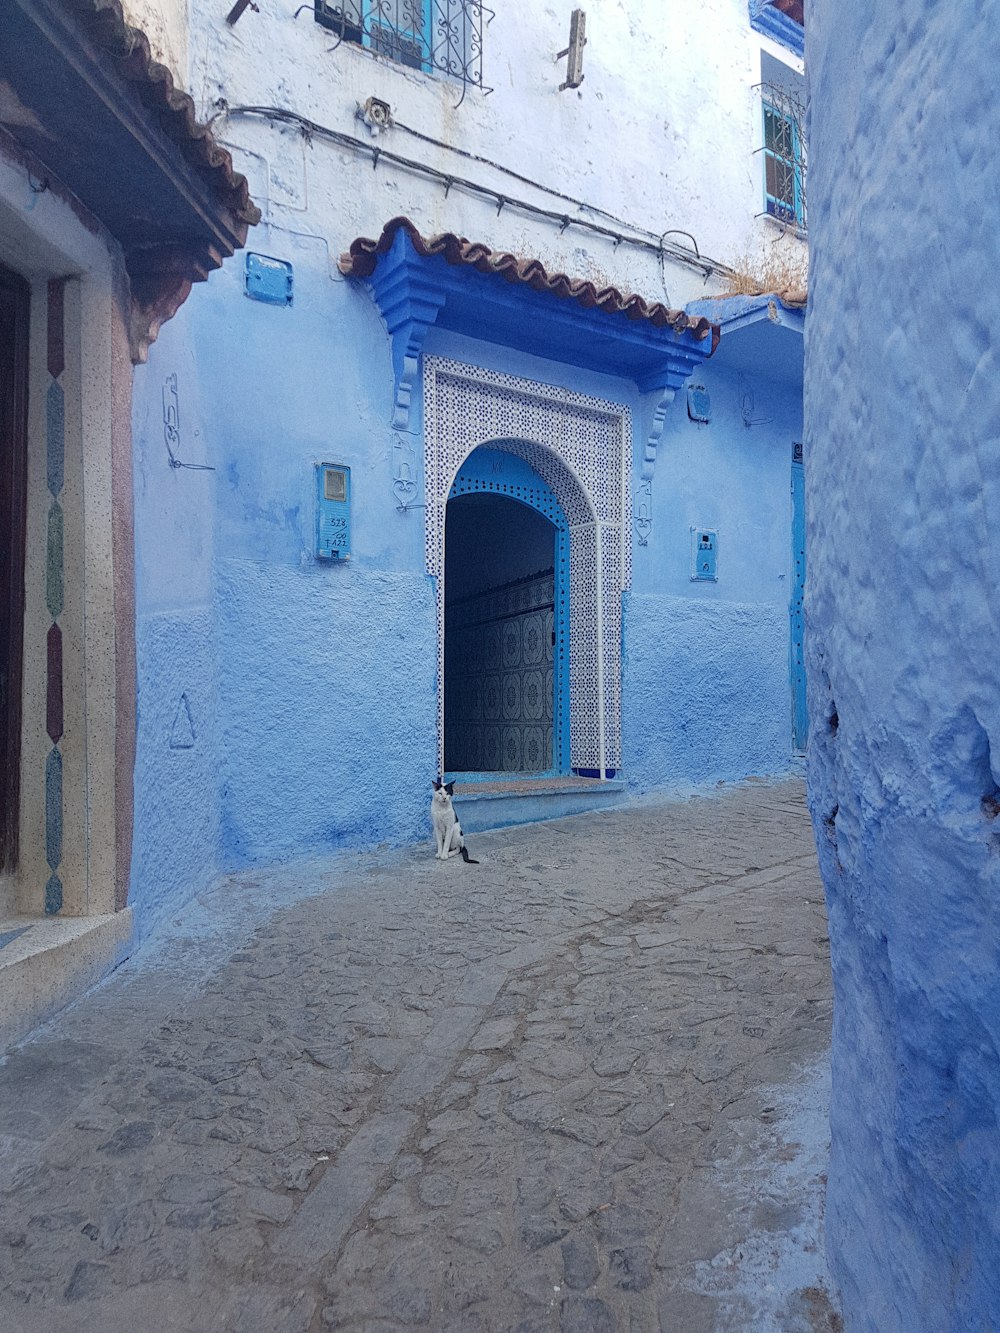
top-left (0, 779), bottom-right (839, 1332)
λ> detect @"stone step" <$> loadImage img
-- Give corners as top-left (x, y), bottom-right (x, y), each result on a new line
top-left (0, 909), bottom-right (133, 1051)
top-left (446, 775), bottom-right (628, 833)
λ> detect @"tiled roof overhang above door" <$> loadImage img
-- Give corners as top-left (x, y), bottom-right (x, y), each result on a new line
top-left (0, 0), bottom-right (261, 360)
top-left (339, 217), bottom-right (720, 442)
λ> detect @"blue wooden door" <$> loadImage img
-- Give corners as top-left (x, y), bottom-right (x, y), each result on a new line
top-left (447, 447), bottom-right (571, 775)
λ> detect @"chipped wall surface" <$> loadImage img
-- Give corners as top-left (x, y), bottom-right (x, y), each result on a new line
top-left (128, 0), bottom-right (806, 931)
top-left (807, 2), bottom-right (1000, 1328)
top-left (187, 0), bottom-right (805, 306)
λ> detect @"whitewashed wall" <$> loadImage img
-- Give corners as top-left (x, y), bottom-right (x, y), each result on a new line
top-left (123, 0), bottom-right (189, 76)
top-left (182, 0), bottom-right (804, 307)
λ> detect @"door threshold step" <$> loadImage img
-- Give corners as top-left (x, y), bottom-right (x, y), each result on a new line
top-left (445, 776), bottom-right (627, 834)
top-left (451, 776), bottom-right (625, 800)
top-left (0, 909), bottom-right (133, 1051)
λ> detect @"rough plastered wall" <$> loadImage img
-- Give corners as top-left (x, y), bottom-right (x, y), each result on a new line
top-left (132, 231), bottom-right (439, 884)
top-left (625, 348), bottom-right (802, 791)
top-left (131, 314), bottom-right (221, 935)
top-left (126, 0), bottom-right (807, 916)
top-left (807, 2), bottom-right (1000, 1328)
top-left (187, 0), bottom-right (804, 307)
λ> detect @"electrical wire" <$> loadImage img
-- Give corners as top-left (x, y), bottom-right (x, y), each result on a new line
top-left (392, 119), bottom-right (705, 259)
top-left (212, 103), bottom-right (733, 284)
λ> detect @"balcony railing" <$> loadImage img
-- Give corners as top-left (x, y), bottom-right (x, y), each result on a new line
top-left (314, 1), bottom-right (493, 97)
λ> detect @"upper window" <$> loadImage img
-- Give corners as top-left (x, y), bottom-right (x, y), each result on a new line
top-left (762, 100), bottom-right (804, 227)
top-left (758, 52), bottom-right (807, 232)
top-left (313, 1), bottom-right (491, 91)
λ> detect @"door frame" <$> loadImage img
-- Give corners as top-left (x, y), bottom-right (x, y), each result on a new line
top-left (447, 446), bottom-right (571, 775)
top-left (0, 263), bottom-right (30, 872)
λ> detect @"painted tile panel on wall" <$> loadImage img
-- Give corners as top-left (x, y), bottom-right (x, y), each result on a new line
top-left (43, 278), bottom-right (66, 915)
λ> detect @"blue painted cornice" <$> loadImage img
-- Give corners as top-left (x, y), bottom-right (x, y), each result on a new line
top-left (749, 1), bottom-right (805, 58)
top-left (685, 292), bottom-right (805, 337)
top-left (356, 227), bottom-right (717, 448)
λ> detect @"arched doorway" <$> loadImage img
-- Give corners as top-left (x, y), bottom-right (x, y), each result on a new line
top-left (444, 447), bottom-right (570, 775)
top-left (425, 358), bottom-right (631, 781)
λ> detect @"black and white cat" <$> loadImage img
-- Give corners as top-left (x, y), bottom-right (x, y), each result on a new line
top-left (431, 781), bottom-right (479, 863)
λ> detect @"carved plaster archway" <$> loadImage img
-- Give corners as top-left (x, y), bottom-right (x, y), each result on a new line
top-left (424, 357), bottom-right (631, 777)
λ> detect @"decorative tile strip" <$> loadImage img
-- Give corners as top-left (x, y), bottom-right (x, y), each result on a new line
top-left (44, 279), bottom-right (66, 915)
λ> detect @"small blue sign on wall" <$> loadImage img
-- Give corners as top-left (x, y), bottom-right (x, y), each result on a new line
top-left (687, 383), bottom-right (712, 423)
top-left (245, 253), bottom-right (293, 305)
top-left (316, 463), bottom-right (351, 560)
top-left (691, 526), bottom-right (718, 580)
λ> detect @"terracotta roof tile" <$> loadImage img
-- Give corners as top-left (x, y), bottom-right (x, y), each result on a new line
top-left (339, 217), bottom-right (718, 344)
top-left (61, 0), bottom-right (260, 228)
top-left (771, 0), bottom-right (804, 26)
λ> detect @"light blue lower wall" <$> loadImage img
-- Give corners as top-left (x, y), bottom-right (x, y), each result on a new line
top-left (216, 559), bottom-right (436, 867)
top-left (809, 1), bottom-right (1000, 1327)
top-left (130, 329), bottom-right (221, 939)
top-left (623, 594), bottom-right (790, 790)
top-left (128, 230), bottom-right (802, 927)
top-left (131, 607), bottom-right (220, 936)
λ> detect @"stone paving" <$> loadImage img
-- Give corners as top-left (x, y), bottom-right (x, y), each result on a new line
top-left (0, 778), bottom-right (840, 1332)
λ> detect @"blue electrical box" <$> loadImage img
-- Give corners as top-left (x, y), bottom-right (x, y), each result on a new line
top-left (245, 253), bottom-right (293, 305)
top-left (687, 383), bottom-right (712, 423)
top-left (316, 463), bottom-right (351, 560)
top-left (691, 526), bottom-right (718, 580)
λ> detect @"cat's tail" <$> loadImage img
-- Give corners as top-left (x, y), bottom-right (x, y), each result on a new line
top-left (460, 845), bottom-right (479, 865)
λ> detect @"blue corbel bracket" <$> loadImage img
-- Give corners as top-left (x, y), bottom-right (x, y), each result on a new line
top-left (367, 231), bottom-right (448, 430)
top-left (637, 350), bottom-right (709, 482)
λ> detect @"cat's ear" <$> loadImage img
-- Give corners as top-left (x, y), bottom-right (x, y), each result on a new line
top-left (432, 780), bottom-right (442, 790)
top-left (444, 782), bottom-right (455, 796)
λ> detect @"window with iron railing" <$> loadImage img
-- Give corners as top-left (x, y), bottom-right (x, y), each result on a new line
top-left (313, 1), bottom-right (492, 92)
top-left (758, 79), bottom-right (807, 232)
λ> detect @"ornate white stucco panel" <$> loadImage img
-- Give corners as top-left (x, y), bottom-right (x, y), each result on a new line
top-left (423, 357), bottom-right (631, 775)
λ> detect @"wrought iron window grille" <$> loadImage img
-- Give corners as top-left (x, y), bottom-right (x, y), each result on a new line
top-left (313, 1), bottom-right (493, 99)
top-left (755, 79), bottom-right (807, 232)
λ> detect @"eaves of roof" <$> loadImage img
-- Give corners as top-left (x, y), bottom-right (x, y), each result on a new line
top-left (1, 0), bottom-right (261, 359)
top-left (61, 0), bottom-right (259, 229)
top-left (771, 0), bottom-right (804, 26)
top-left (685, 291), bottom-right (806, 329)
top-left (685, 292), bottom-right (803, 392)
top-left (339, 217), bottom-right (718, 347)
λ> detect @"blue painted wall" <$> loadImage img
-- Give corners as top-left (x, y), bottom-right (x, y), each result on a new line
top-left (626, 316), bottom-right (803, 791)
top-left (808, 2), bottom-right (1000, 1328)
top-left (129, 232), bottom-right (802, 932)
top-left (131, 333), bottom-right (221, 937)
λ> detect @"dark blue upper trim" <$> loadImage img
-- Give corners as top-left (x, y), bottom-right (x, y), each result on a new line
top-left (365, 226), bottom-right (718, 428)
top-left (749, 2), bottom-right (805, 58)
